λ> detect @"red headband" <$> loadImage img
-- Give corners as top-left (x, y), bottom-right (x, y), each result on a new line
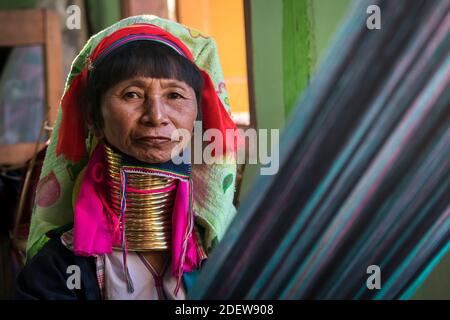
top-left (56, 24), bottom-right (238, 163)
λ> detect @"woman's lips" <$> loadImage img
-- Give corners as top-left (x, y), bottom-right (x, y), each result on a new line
top-left (136, 136), bottom-right (173, 146)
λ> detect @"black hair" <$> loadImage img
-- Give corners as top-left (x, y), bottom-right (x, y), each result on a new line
top-left (85, 40), bottom-right (204, 131)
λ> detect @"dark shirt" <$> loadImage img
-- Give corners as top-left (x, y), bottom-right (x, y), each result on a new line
top-left (16, 233), bottom-right (202, 300)
top-left (16, 236), bottom-right (101, 300)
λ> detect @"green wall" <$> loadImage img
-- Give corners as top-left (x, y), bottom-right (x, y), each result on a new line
top-left (85, 0), bottom-right (121, 34)
top-left (311, 0), bottom-right (352, 66)
top-left (0, 0), bottom-right (38, 10)
top-left (240, 0), bottom-right (352, 200)
top-left (283, 0), bottom-right (313, 118)
top-left (412, 245), bottom-right (450, 299)
top-left (238, 0), bottom-right (285, 199)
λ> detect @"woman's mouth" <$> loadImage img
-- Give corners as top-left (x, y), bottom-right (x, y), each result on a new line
top-left (136, 136), bottom-right (172, 146)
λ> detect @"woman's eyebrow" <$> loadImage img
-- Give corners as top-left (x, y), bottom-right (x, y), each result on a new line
top-left (120, 78), bottom-right (147, 88)
top-left (160, 80), bottom-right (189, 90)
top-left (120, 78), bottom-right (189, 91)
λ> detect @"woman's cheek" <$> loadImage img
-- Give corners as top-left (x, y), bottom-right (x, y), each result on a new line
top-left (112, 108), bottom-right (135, 132)
top-left (103, 117), bottom-right (129, 149)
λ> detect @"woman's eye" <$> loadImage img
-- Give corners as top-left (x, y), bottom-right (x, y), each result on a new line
top-left (123, 92), bottom-right (140, 99)
top-left (168, 92), bottom-right (183, 100)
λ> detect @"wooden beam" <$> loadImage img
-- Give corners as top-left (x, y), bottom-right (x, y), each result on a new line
top-left (243, 0), bottom-right (256, 130)
top-left (43, 10), bottom-right (63, 127)
top-left (0, 10), bottom-right (45, 46)
top-left (0, 143), bottom-right (47, 166)
top-left (0, 9), bottom-right (63, 165)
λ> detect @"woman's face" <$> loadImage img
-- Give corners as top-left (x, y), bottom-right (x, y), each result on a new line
top-left (99, 76), bottom-right (198, 163)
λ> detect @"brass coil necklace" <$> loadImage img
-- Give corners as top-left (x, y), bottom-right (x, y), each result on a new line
top-left (105, 144), bottom-right (176, 251)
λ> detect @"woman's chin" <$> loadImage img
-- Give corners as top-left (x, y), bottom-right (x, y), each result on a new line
top-left (134, 152), bottom-right (172, 164)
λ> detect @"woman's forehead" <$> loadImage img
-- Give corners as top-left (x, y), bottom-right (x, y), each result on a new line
top-left (113, 76), bottom-right (193, 89)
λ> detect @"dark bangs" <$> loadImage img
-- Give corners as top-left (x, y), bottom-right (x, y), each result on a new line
top-left (86, 40), bottom-right (204, 130)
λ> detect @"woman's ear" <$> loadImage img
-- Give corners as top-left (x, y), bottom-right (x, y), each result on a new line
top-left (86, 105), bottom-right (105, 139)
top-left (87, 122), bottom-right (104, 139)
top-left (196, 95), bottom-right (202, 122)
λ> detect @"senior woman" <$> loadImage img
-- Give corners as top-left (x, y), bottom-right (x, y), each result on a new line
top-left (16, 16), bottom-right (238, 300)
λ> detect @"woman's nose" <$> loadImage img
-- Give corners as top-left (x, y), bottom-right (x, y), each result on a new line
top-left (140, 97), bottom-right (169, 127)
